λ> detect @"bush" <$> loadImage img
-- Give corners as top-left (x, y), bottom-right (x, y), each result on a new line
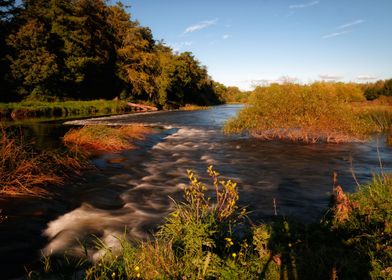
top-left (225, 83), bottom-right (374, 143)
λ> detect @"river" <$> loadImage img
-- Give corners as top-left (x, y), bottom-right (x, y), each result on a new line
top-left (1, 104), bottom-right (391, 278)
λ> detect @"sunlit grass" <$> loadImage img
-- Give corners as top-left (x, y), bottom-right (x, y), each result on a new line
top-left (354, 105), bottom-right (392, 131)
top-left (63, 125), bottom-right (152, 153)
top-left (179, 105), bottom-right (211, 111)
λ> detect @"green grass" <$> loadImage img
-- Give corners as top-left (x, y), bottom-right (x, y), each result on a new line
top-left (0, 100), bottom-right (133, 120)
top-left (30, 167), bottom-right (392, 279)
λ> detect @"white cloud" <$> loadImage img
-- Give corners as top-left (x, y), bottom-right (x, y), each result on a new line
top-left (251, 79), bottom-right (273, 87)
top-left (337, 19), bottom-right (364, 29)
top-left (222, 34), bottom-right (231, 39)
top-left (168, 41), bottom-right (193, 52)
top-left (319, 74), bottom-right (343, 80)
top-left (289, 1), bottom-right (320, 9)
top-left (278, 76), bottom-right (299, 83)
top-left (357, 75), bottom-right (377, 81)
top-left (184, 19), bottom-right (218, 34)
top-left (322, 30), bottom-right (351, 39)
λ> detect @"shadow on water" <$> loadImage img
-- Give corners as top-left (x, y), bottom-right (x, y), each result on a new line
top-left (0, 104), bottom-right (391, 278)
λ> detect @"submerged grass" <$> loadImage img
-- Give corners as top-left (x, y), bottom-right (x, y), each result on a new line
top-left (32, 167), bottom-right (392, 279)
top-left (63, 125), bottom-right (152, 153)
top-left (0, 127), bottom-right (88, 197)
top-left (0, 100), bottom-right (132, 120)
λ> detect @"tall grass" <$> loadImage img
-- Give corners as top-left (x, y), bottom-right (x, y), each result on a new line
top-left (0, 100), bottom-right (132, 120)
top-left (63, 125), bottom-right (152, 153)
top-left (0, 127), bottom-right (88, 197)
top-left (355, 106), bottom-right (392, 131)
top-left (32, 167), bottom-right (391, 279)
top-left (224, 83), bottom-right (374, 143)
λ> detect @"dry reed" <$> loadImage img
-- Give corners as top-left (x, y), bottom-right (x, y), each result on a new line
top-left (63, 125), bottom-right (152, 153)
top-left (0, 127), bottom-right (88, 197)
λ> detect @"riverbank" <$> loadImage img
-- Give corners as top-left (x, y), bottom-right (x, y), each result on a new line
top-left (0, 100), bottom-right (135, 120)
top-left (29, 168), bottom-right (392, 279)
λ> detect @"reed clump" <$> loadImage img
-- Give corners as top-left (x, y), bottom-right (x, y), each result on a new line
top-left (63, 125), bottom-right (152, 153)
top-left (355, 105), bottom-right (392, 131)
top-left (0, 128), bottom-right (88, 197)
top-left (224, 83), bottom-right (376, 143)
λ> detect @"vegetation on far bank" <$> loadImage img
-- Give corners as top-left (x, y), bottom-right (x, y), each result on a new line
top-left (28, 167), bottom-right (391, 280)
top-left (63, 125), bottom-right (153, 154)
top-left (0, 127), bottom-right (89, 197)
top-left (0, 100), bottom-right (133, 120)
top-left (225, 82), bottom-right (392, 143)
top-left (179, 105), bottom-right (211, 111)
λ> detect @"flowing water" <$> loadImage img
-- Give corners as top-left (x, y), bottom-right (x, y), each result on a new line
top-left (1, 104), bottom-right (391, 278)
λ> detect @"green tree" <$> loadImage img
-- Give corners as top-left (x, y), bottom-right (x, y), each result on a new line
top-left (7, 19), bottom-right (59, 99)
top-left (363, 80), bottom-right (385, 100)
top-left (7, 0), bottom-right (117, 100)
top-left (0, 0), bottom-right (16, 101)
top-left (383, 79), bottom-right (392, 97)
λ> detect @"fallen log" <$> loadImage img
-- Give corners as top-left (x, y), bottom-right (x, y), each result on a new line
top-left (127, 102), bottom-right (158, 112)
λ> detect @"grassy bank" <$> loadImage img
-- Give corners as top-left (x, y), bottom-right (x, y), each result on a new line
top-left (0, 100), bottom-right (133, 120)
top-left (0, 128), bottom-right (88, 197)
top-left (63, 125), bottom-right (153, 153)
top-left (224, 83), bottom-right (387, 143)
top-left (31, 167), bottom-right (391, 279)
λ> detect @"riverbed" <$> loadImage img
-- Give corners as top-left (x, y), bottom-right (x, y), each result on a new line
top-left (1, 104), bottom-right (391, 278)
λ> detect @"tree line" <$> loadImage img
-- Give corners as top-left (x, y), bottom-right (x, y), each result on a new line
top-left (0, 0), bottom-right (229, 108)
top-left (360, 79), bottom-right (392, 100)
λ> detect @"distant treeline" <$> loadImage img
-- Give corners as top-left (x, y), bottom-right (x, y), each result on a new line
top-left (0, 0), bottom-right (238, 108)
top-left (359, 79), bottom-right (392, 100)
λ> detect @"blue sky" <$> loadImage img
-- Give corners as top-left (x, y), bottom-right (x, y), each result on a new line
top-left (121, 0), bottom-right (392, 90)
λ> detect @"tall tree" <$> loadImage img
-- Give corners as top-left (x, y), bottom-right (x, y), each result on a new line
top-left (0, 0), bottom-right (15, 101)
top-left (108, 3), bottom-right (160, 101)
top-left (7, 0), bottom-right (117, 100)
top-left (7, 19), bottom-right (59, 98)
